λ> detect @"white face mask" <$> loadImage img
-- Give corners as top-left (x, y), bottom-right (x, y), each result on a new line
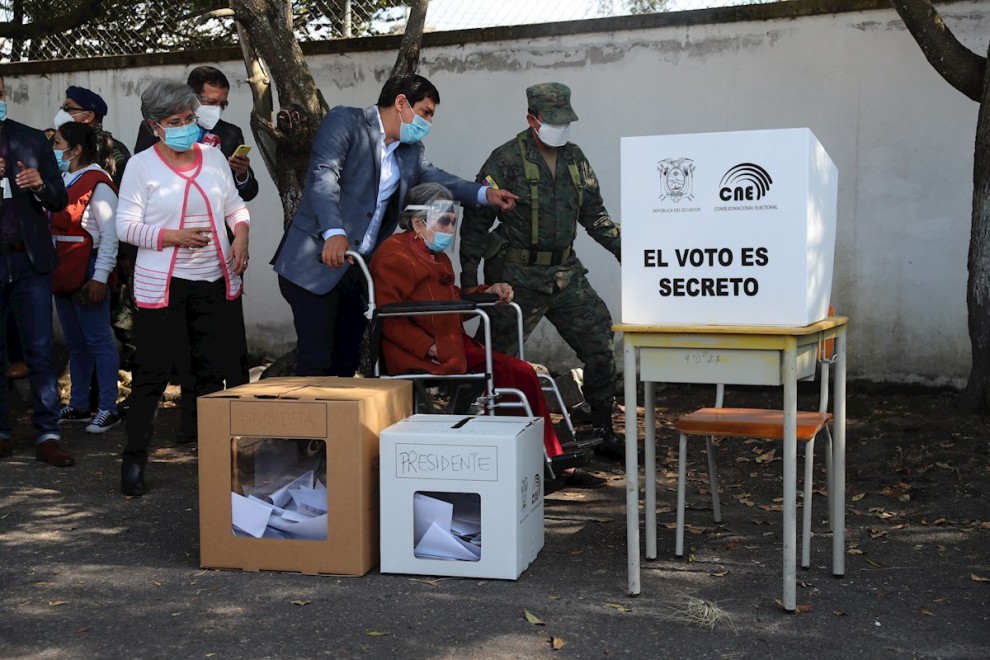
top-left (196, 104), bottom-right (223, 130)
top-left (53, 109), bottom-right (78, 129)
top-left (535, 119), bottom-right (571, 148)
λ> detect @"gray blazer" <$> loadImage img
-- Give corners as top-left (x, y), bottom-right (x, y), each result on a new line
top-left (271, 105), bottom-right (483, 295)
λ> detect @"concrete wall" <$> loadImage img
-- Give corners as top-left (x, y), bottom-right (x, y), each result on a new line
top-left (2, 1), bottom-right (985, 385)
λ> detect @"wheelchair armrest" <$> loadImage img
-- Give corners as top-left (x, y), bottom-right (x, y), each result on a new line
top-left (378, 300), bottom-right (477, 315)
top-left (461, 292), bottom-right (500, 305)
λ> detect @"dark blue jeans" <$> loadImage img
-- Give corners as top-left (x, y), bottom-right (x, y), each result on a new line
top-left (53, 256), bottom-right (119, 413)
top-left (279, 269), bottom-right (368, 377)
top-left (0, 252), bottom-right (60, 441)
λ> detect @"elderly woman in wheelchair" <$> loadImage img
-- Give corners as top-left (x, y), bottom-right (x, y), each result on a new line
top-left (369, 183), bottom-right (605, 489)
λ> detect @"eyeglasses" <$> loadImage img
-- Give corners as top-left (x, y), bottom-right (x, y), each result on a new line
top-left (157, 116), bottom-right (199, 129)
top-left (197, 95), bottom-right (229, 110)
top-left (59, 104), bottom-right (86, 114)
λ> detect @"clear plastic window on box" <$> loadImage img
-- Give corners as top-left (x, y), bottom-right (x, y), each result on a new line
top-left (229, 438), bottom-right (328, 541)
top-left (413, 491), bottom-right (481, 562)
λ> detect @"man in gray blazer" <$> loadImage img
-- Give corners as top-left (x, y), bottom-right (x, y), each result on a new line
top-left (271, 73), bottom-right (517, 376)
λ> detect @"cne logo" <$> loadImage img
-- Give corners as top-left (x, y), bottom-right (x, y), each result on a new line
top-left (718, 163), bottom-right (773, 202)
top-left (657, 158), bottom-right (695, 202)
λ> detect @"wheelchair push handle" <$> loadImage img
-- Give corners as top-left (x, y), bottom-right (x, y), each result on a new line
top-left (344, 250), bottom-right (376, 320)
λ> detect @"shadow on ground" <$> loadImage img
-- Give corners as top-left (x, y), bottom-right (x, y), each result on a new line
top-left (0, 381), bottom-right (987, 658)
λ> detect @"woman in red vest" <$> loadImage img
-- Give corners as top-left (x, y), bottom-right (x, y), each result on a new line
top-left (50, 122), bottom-right (120, 434)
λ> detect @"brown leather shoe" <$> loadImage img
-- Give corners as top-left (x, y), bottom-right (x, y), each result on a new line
top-left (35, 439), bottom-right (75, 467)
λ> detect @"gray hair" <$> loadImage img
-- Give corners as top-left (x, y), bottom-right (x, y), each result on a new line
top-left (399, 182), bottom-right (453, 230)
top-left (140, 79), bottom-right (199, 122)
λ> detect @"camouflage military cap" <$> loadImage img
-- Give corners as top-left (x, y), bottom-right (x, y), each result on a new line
top-left (526, 82), bottom-right (578, 124)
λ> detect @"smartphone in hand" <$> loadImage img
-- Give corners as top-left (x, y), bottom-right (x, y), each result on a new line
top-left (232, 145), bottom-right (252, 158)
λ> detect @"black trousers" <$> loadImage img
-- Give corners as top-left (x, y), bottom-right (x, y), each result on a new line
top-left (278, 268), bottom-right (367, 377)
top-left (124, 278), bottom-right (227, 462)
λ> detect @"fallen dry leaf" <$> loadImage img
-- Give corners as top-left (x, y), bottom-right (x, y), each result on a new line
top-left (603, 602), bottom-right (631, 612)
top-left (920, 609), bottom-right (935, 617)
top-left (75, 627), bottom-right (89, 634)
top-left (833, 610), bottom-right (847, 617)
top-left (847, 547), bottom-right (864, 555)
top-left (710, 570), bottom-right (729, 577)
top-left (795, 604), bottom-right (813, 613)
top-left (970, 574), bottom-right (990, 583)
top-left (851, 493), bottom-right (866, 501)
top-left (524, 609), bottom-right (545, 625)
top-left (366, 631), bottom-right (390, 637)
top-left (290, 600), bottom-right (311, 606)
top-left (48, 600), bottom-right (68, 607)
top-left (550, 636), bottom-right (566, 651)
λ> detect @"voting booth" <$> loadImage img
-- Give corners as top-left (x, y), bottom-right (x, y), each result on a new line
top-left (620, 128), bottom-right (837, 327)
top-left (379, 415), bottom-right (545, 580)
top-left (197, 377), bottom-right (412, 576)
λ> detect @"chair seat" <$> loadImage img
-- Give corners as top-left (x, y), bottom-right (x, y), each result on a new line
top-left (677, 407), bottom-right (832, 442)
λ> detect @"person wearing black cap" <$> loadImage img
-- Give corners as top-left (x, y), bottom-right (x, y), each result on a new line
top-left (53, 85), bottom-right (130, 188)
top-left (460, 82), bottom-right (624, 459)
top-left (0, 73), bottom-right (75, 467)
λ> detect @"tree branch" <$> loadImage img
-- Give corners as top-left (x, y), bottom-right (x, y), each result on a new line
top-left (392, 0), bottom-right (430, 76)
top-left (0, 0), bottom-right (106, 39)
top-left (889, 0), bottom-right (985, 102)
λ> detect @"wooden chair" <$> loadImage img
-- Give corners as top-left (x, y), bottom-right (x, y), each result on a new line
top-left (674, 322), bottom-right (836, 569)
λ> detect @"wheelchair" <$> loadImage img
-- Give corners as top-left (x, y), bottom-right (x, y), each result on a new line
top-left (347, 251), bottom-right (597, 480)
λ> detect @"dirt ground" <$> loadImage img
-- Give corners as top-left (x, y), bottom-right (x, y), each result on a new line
top-left (0, 376), bottom-right (988, 658)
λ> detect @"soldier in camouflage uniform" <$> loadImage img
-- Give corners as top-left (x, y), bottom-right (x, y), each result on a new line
top-left (460, 82), bottom-right (624, 458)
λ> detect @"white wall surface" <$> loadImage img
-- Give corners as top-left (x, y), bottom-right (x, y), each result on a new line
top-left (4, 1), bottom-right (985, 385)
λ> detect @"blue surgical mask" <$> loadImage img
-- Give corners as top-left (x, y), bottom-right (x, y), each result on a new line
top-left (157, 121), bottom-right (200, 152)
top-left (425, 231), bottom-right (453, 253)
top-left (399, 107), bottom-right (431, 144)
top-left (53, 149), bottom-right (71, 172)
top-left (0, 101), bottom-right (7, 122)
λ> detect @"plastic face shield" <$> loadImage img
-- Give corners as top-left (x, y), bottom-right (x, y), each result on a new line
top-left (404, 200), bottom-right (463, 235)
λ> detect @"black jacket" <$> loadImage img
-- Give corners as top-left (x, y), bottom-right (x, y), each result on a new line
top-left (1, 119), bottom-right (68, 273)
top-left (134, 119), bottom-right (259, 202)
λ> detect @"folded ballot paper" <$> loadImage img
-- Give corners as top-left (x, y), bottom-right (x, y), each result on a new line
top-left (413, 492), bottom-right (481, 561)
top-left (230, 440), bottom-right (329, 541)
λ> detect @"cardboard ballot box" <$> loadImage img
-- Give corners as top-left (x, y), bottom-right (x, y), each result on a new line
top-left (620, 128), bottom-right (837, 327)
top-left (198, 377), bottom-right (412, 576)
top-left (378, 414), bottom-right (545, 580)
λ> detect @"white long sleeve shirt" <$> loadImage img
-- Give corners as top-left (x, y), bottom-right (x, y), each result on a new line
top-left (116, 143), bottom-right (249, 308)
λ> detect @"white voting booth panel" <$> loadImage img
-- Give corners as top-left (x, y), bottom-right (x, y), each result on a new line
top-left (379, 415), bottom-right (545, 580)
top-left (621, 128), bottom-right (837, 327)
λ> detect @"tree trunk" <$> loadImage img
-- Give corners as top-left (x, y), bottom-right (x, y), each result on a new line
top-left (392, 0), bottom-right (430, 75)
top-left (228, 0), bottom-right (327, 229)
top-left (958, 41), bottom-right (990, 413)
top-left (890, 0), bottom-right (990, 411)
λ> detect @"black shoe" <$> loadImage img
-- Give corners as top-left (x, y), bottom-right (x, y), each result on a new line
top-left (592, 426), bottom-right (625, 460)
top-left (121, 459), bottom-right (145, 496)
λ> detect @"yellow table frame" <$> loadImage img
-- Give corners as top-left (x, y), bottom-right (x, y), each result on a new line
top-left (614, 317), bottom-right (848, 611)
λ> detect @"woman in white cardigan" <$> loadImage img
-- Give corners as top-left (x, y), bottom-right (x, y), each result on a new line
top-left (116, 79), bottom-right (250, 496)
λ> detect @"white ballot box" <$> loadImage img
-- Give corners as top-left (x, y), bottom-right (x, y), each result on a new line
top-left (197, 377), bottom-right (412, 576)
top-left (621, 128), bottom-right (837, 326)
top-left (379, 415), bottom-right (545, 580)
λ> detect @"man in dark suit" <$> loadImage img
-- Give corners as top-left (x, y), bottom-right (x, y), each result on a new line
top-left (134, 66), bottom-right (258, 202)
top-left (133, 66), bottom-right (258, 443)
top-left (271, 73), bottom-right (517, 377)
top-left (0, 74), bottom-right (74, 466)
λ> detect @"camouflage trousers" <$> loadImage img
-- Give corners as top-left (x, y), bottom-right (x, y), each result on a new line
top-left (481, 271), bottom-right (616, 420)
